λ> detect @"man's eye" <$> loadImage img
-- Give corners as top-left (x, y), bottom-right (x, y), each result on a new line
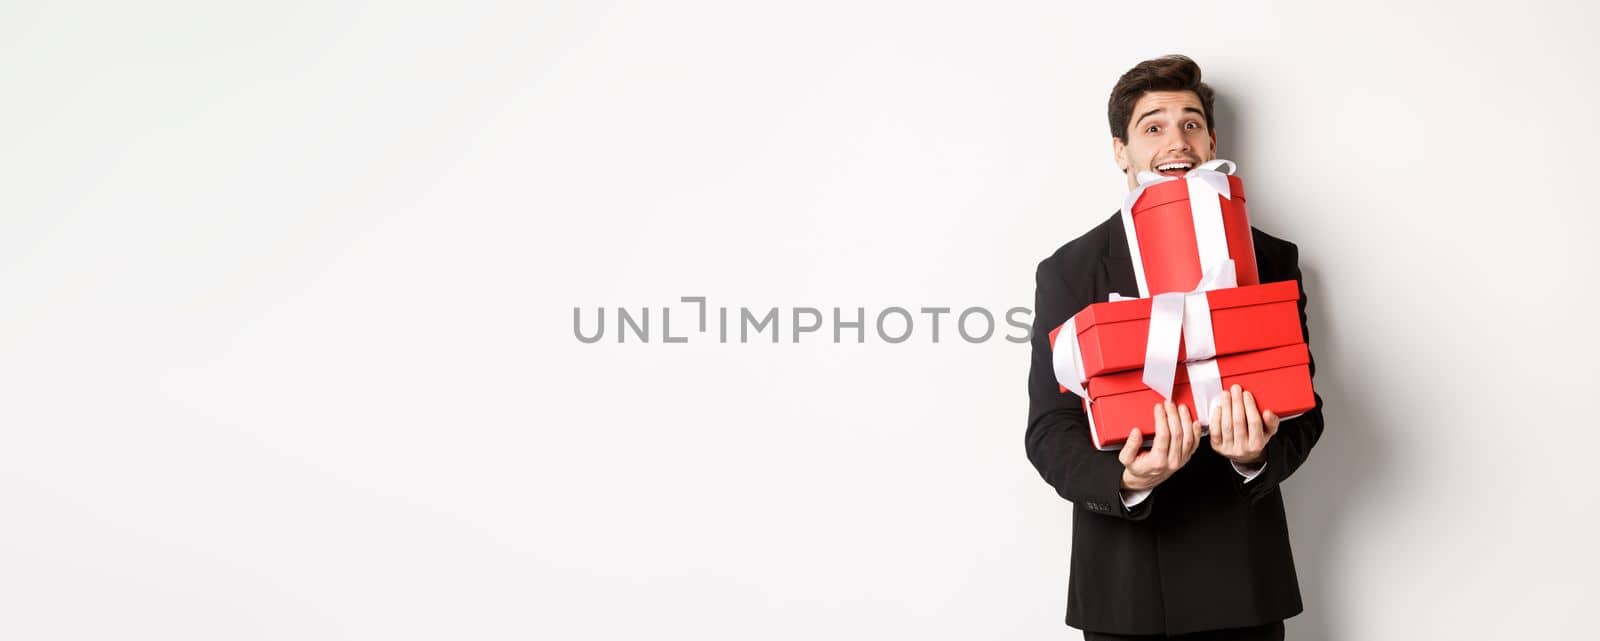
top-left (1146, 125), bottom-right (1159, 134)
top-left (1185, 121), bottom-right (1200, 130)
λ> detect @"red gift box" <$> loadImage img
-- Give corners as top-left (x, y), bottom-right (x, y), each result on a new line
top-left (1069, 280), bottom-right (1304, 381)
top-left (1122, 164), bottom-right (1259, 296)
top-left (1082, 343), bottom-right (1315, 451)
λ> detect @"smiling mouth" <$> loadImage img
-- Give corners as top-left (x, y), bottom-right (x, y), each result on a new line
top-left (1154, 161), bottom-right (1195, 177)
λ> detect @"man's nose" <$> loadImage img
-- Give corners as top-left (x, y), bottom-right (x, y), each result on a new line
top-left (1167, 134), bottom-right (1192, 153)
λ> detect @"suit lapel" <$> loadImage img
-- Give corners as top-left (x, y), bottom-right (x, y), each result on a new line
top-left (1100, 211), bottom-right (1139, 301)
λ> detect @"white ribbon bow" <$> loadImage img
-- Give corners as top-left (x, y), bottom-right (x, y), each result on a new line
top-left (1051, 315), bottom-right (1090, 400)
top-left (1118, 158), bottom-right (1238, 298)
top-left (1139, 260), bottom-right (1237, 427)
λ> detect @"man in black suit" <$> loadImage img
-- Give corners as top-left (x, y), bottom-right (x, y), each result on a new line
top-left (1025, 55), bottom-right (1325, 640)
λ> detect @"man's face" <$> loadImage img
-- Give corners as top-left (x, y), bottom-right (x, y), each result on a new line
top-left (1111, 90), bottom-right (1217, 189)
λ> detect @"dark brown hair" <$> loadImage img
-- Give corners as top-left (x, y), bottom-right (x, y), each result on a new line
top-left (1107, 55), bottom-right (1216, 142)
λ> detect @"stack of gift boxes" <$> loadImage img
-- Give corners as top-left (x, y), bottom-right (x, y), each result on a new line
top-left (1048, 160), bottom-right (1316, 450)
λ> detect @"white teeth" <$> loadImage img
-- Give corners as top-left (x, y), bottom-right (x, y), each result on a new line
top-left (1157, 163), bottom-right (1192, 171)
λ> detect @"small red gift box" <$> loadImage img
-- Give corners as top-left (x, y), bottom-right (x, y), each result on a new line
top-left (1123, 164), bottom-right (1259, 296)
top-left (1069, 280), bottom-right (1304, 381)
top-left (1082, 343), bottom-right (1315, 451)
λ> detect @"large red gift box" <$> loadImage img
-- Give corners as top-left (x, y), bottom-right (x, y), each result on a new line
top-left (1124, 168), bottom-right (1259, 296)
top-left (1082, 343), bottom-right (1315, 451)
top-left (1068, 280), bottom-right (1304, 381)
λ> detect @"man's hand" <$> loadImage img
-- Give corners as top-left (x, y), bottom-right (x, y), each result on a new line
top-left (1119, 400), bottom-right (1202, 492)
top-left (1209, 384), bottom-right (1280, 466)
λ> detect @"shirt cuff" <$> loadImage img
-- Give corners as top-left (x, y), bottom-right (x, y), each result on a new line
top-left (1231, 459), bottom-right (1268, 483)
top-left (1120, 487), bottom-right (1153, 508)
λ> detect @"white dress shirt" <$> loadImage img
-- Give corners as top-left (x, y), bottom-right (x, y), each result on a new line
top-left (1119, 459), bottom-right (1266, 509)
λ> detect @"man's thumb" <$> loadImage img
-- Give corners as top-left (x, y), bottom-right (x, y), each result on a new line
top-left (1119, 428), bottom-right (1142, 466)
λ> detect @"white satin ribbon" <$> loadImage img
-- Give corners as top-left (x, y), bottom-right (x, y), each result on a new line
top-left (1051, 315), bottom-right (1089, 399)
top-left (1184, 358), bottom-right (1224, 428)
top-left (1118, 158), bottom-right (1238, 298)
top-left (1050, 288), bottom-right (1136, 401)
top-left (1140, 260), bottom-right (1237, 403)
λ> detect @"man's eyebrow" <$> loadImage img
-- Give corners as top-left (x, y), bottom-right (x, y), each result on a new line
top-left (1134, 106), bottom-right (1207, 127)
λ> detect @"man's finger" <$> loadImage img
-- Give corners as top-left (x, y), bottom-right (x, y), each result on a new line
top-left (1150, 403), bottom-right (1169, 467)
top-left (1218, 389), bottom-right (1233, 452)
top-left (1244, 390), bottom-right (1265, 449)
top-left (1264, 410), bottom-right (1280, 438)
top-left (1172, 402), bottom-right (1192, 462)
top-left (1119, 426), bottom-right (1143, 467)
top-left (1164, 401), bottom-right (1184, 469)
top-left (1229, 384), bottom-right (1248, 450)
top-left (1230, 384), bottom-right (1247, 435)
top-left (1209, 402), bottom-right (1223, 449)
top-left (1180, 403), bottom-right (1199, 455)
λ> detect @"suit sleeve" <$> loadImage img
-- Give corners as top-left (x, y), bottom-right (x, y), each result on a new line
top-left (1025, 256), bottom-right (1152, 520)
top-left (1233, 245), bottom-right (1326, 503)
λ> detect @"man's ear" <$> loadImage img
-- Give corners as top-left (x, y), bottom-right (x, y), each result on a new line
top-left (1112, 137), bottom-right (1128, 173)
top-left (1209, 130), bottom-right (1217, 155)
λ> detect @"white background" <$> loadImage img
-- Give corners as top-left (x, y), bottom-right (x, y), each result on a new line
top-left (3, 1), bottom-right (1597, 639)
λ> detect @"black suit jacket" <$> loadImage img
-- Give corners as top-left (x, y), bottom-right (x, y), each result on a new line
top-left (1025, 212), bottom-right (1326, 636)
